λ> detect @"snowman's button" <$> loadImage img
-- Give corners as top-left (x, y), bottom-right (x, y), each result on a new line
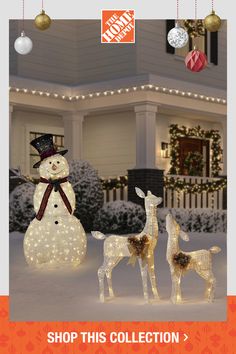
top-left (55, 221), bottom-right (59, 225)
top-left (54, 204), bottom-right (58, 208)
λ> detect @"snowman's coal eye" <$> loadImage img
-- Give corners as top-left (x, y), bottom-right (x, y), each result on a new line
top-left (57, 161), bottom-right (60, 164)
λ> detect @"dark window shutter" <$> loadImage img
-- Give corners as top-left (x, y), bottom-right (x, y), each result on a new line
top-left (204, 30), bottom-right (208, 55)
top-left (166, 20), bottom-right (175, 54)
top-left (210, 31), bottom-right (218, 65)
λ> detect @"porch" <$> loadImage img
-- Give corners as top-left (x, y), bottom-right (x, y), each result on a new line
top-left (102, 174), bottom-right (227, 210)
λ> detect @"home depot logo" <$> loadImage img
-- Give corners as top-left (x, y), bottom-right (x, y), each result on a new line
top-left (101, 10), bottom-right (135, 43)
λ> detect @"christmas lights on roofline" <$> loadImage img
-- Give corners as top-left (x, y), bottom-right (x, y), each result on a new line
top-left (9, 85), bottom-right (227, 105)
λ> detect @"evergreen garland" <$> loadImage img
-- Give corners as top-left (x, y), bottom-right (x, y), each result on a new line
top-left (164, 176), bottom-right (227, 193)
top-left (169, 124), bottom-right (223, 177)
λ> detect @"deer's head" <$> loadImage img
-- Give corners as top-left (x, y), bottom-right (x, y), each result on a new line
top-left (135, 187), bottom-right (162, 210)
top-left (166, 213), bottom-right (189, 241)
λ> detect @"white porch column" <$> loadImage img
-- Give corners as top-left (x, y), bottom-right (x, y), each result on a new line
top-left (63, 111), bottom-right (86, 161)
top-left (134, 104), bottom-right (158, 169)
top-left (222, 118), bottom-right (227, 175)
top-left (9, 104), bottom-right (14, 167)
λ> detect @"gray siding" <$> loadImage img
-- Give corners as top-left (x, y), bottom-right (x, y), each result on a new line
top-left (10, 19), bottom-right (226, 89)
top-left (136, 20), bottom-right (227, 90)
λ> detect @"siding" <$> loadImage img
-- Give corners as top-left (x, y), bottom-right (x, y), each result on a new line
top-left (83, 111), bottom-right (136, 177)
top-left (10, 19), bottom-right (226, 89)
top-left (136, 20), bottom-right (227, 90)
top-left (11, 109), bottom-right (63, 175)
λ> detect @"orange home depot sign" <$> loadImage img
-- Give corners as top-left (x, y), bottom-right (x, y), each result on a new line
top-left (101, 10), bottom-right (135, 43)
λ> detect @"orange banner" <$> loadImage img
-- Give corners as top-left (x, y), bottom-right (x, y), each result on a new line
top-left (0, 296), bottom-right (236, 353)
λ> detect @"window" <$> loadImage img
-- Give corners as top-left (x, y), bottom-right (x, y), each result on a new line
top-left (29, 132), bottom-right (64, 175)
top-left (166, 20), bottom-right (218, 65)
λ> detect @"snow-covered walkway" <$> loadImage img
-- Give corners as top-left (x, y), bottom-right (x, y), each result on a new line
top-left (10, 232), bottom-right (226, 321)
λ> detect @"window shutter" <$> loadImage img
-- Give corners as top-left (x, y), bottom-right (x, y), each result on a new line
top-left (210, 31), bottom-right (218, 65)
top-left (166, 20), bottom-right (175, 54)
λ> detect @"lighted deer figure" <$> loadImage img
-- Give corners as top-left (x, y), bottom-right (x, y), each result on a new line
top-left (166, 213), bottom-right (221, 304)
top-left (92, 187), bottom-right (162, 303)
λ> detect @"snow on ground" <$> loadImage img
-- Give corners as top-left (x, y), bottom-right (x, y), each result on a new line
top-left (10, 232), bottom-right (226, 321)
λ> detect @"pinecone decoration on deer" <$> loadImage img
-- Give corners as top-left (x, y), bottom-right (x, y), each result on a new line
top-left (24, 134), bottom-right (87, 268)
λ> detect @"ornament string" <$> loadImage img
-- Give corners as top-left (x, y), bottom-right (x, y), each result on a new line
top-left (42, 0), bottom-right (44, 10)
top-left (195, 0), bottom-right (198, 20)
top-left (176, 0), bottom-right (179, 21)
top-left (22, 0), bottom-right (25, 30)
top-left (211, 0), bottom-right (214, 11)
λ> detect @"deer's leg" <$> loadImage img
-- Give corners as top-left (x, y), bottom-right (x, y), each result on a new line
top-left (196, 269), bottom-right (216, 302)
top-left (147, 253), bottom-right (160, 300)
top-left (97, 260), bottom-right (107, 303)
top-left (170, 269), bottom-right (182, 304)
top-left (105, 257), bottom-right (123, 298)
top-left (138, 258), bottom-right (149, 303)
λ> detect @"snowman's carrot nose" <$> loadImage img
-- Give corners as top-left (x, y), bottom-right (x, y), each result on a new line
top-left (52, 163), bottom-right (57, 171)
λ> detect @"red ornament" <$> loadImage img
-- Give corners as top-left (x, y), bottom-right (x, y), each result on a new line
top-left (185, 49), bottom-right (208, 72)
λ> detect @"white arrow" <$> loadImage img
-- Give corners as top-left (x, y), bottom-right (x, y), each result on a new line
top-left (183, 333), bottom-right (189, 342)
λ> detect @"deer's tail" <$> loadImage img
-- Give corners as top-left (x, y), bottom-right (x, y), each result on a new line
top-left (91, 231), bottom-right (106, 240)
top-left (209, 246), bottom-right (221, 254)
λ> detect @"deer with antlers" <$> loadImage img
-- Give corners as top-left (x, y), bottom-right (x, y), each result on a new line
top-left (166, 213), bottom-right (221, 304)
top-left (92, 187), bottom-right (162, 303)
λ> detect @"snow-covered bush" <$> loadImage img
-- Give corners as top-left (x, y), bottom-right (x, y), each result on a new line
top-left (157, 208), bottom-right (227, 233)
top-left (69, 160), bottom-right (104, 231)
top-left (93, 200), bottom-right (145, 234)
top-left (9, 182), bottom-right (36, 233)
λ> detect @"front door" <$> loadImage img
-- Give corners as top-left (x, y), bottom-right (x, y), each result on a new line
top-left (178, 137), bottom-right (210, 177)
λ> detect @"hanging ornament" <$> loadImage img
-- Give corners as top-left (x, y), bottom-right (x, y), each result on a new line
top-left (167, 0), bottom-right (189, 49)
top-left (185, 48), bottom-right (208, 72)
top-left (14, 0), bottom-right (33, 55)
top-left (204, 11), bottom-right (221, 32)
top-left (35, 0), bottom-right (51, 30)
top-left (168, 22), bottom-right (189, 49)
top-left (14, 30), bottom-right (33, 55)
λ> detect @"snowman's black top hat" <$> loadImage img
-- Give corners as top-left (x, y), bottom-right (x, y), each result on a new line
top-left (30, 134), bottom-right (68, 168)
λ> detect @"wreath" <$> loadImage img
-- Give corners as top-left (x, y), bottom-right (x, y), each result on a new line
top-left (183, 151), bottom-right (204, 176)
top-left (168, 124), bottom-right (222, 177)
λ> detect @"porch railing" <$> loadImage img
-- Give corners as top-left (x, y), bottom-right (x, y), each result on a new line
top-left (102, 174), bottom-right (226, 210)
top-left (164, 175), bottom-right (225, 210)
top-left (103, 186), bottom-right (128, 203)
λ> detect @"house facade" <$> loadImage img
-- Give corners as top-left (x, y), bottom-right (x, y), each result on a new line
top-left (9, 20), bottom-right (227, 208)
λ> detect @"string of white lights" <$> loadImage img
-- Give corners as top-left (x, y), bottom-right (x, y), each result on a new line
top-left (9, 84), bottom-right (227, 105)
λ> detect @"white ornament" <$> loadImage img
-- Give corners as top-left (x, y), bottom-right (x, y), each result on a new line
top-left (24, 154), bottom-right (87, 268)
top-left (167, 23), bottom-right (189, 49)
top-left (92, 188), bottom-right (162, 303)
top-left (166, 213), bottom-right (221, 304)
top-left (14, 31), bottom-right (33, 55)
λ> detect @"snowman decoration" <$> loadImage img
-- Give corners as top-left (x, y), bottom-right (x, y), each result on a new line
top-left (24, 134), bottom-right (87, 268)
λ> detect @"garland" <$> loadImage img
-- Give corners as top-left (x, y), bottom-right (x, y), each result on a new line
top-left (101, 176), bottom-right (128, 190)
top-left (164, 176), bottom-right (227, 193)
top-left (169, 124), bottom-right (222, 177)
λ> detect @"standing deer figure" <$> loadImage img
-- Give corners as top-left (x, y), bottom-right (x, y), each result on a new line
top-left (166, 213), bottom-right (221, 304)
top-left (92, 187), bottom-right (162, 303)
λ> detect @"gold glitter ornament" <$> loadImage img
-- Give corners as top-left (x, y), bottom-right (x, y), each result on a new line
top-left (35, 10), bottom-right (51, 31)
top-left (204, 10), bottom-right (221, 32)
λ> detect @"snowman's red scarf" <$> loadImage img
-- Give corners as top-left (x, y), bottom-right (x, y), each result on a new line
top-left (36, 177), bottom-right (72, 221)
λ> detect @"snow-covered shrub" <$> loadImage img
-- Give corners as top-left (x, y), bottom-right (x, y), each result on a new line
top-left (9, 182), bottom-right (36, 233)
top-left (157, 208), bottom-right (227, 233)
top-left (93, 200), bottom-right (145, 234)
top-left (69, 160), bottom-right (104, 231)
